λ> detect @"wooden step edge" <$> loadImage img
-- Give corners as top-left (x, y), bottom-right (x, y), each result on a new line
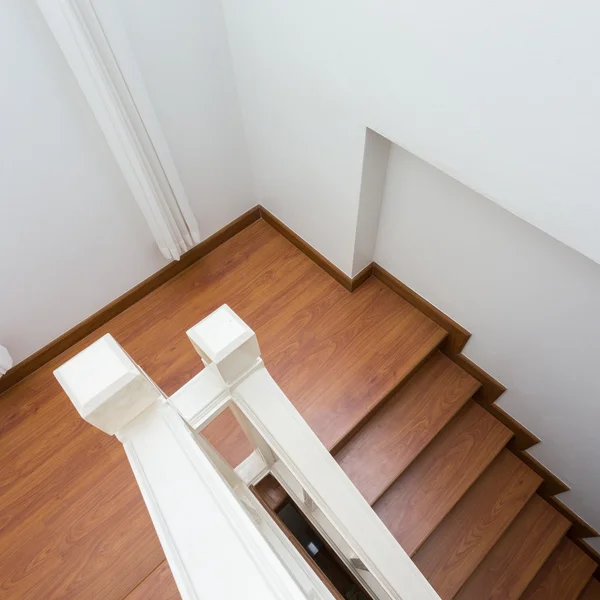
top-left (448, 484), bottom-right (544, 596)
top-left (480, 402), bottom-right (540, 451)
top-left (510, 453), bottom-right (599, 538)
top-left (253, 337), bottom-right (450, 513)
top-left (329, 335), bottom-right (447, 455)
top-left (362, 268), bottom-right (600, 576)
top-left (242, 231), bottom-right (600, 576)
top-left (442, 349), bottom-right (506, 406)
top-left (579, 577), bottom-right (600, 599)
top-left (478, 406), bottom-right (600, 570)
top-left (366, 270), bottom-right (600, 575)
top-left (371, 264), bottom-right (471, 354)
top-left (253, 337), bottom-right (449, 513)
top-left (517, 503), bottom-right (574, 594)
top-left (506, 443), bottom-right (600, 559)
top-left (508, 445), bottom-right (569, 497)
top-left (366, 381), bottom-right (483, 509)
top-left (412, 450), bottom-right (544, 598)
top-left (519, 538), bottom-right (599, 600)
top-left (569, 529), bottom-right (600, 580)
top-left (405, 403), bottom-right (514, 557)
top-left (551, 497), bottom-right (600, 542)
top-left (522, 495), bottom-right (574, 573)
top-left (516, 534), bottom-right (572, 600)
top-left (454, 496), bottom-right (571, 600)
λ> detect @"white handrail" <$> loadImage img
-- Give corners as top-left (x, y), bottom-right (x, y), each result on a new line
top-left (54, 334), bottom-right (332, 600)
top-left (54, 305), bottom-right (440, 600)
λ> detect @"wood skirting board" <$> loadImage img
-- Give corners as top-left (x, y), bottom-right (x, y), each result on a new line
top-left (0, 206), bottom-right (261, 396)
top-left (2, 204), bottom-right (598, 571)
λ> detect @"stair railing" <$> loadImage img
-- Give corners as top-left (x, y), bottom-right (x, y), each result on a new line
top-left (55, 305), bottom-right (440, 600)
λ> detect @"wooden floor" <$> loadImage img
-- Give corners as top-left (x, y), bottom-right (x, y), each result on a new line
top-left (0, 219), bottom-right (440, 599)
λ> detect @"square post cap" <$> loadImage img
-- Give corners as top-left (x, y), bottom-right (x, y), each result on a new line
top-left (54, 334), bottom-right (160, 434)
top-left (187, 305), bottom-right (260, 384)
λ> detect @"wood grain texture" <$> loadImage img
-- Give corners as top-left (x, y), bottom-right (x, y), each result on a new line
top-left (0, 219), bottom-right (443, 599)
top-left (580, 578), bottom-right (600, 600)
top-left (254, 327), bottom-right (448, 513)
top-left (455, 495), bottom-right (570, 600)
top-left (254, 213), bottom-right (600, 573)
top-left (510, 444), bottom-right (569, 497)
top-left (335, 351), bottom-right (479, 505)
top-left (520, 538), bottom-right (596, 600)
top-left (372, 264), bottom-right (471, 354)
top-left (370, 267), bottom-right (598, 547)
top-left (571, 539), bottom-right (600, 581)
top-left (549, 496), bottom-right (600, 540)
top-left (0, 206), bottom-right (261, 396)
top-left (373, 401), bottom-right (512, 556)
top-left (124, 561), bottom-right (180, 600)
top-left (290, 278), bottom-right (446, 456)
top-left (5, 197), bottom-right (596, 568)
top-left (443, 350), bottom-right (506, 406)
top-left (259, 206), bottom-right (354, 291)
top-left (413, 449), bottom-right (541, 598)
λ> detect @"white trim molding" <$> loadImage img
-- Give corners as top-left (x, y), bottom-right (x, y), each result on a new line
top-left (37, 0), bottom-right (200, 260)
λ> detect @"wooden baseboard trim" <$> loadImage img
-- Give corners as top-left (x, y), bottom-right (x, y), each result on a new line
top-left (551, 495), bottom-right (600, 539)
top-left (258, 206), bottom-right (355, 291)
top-left (371, 265), bottom-right (471, 354)
top-left (511, 446), bottom-right (567, 498)
top-left (350, 264), bottom-right (374, 292)
top-left (0, 206), bottom-right (261, 396)
top-left (258, 215), bottom-right (600, 559)
top-left (442, 351), bottom-right (506, 405)
top-left (257, 210), bottom-right (472, 354)
top-left (4, 205), bottom-right (599, 566)
top-left (476, 401), bottom-right (538, 451)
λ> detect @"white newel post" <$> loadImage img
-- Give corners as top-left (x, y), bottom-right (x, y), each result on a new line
top-left (53, 334), bottom-right (320, 600)
top-left (185, 306), bottom-right (441, 600)
top-left (55, 305), bottom-right (439, 600)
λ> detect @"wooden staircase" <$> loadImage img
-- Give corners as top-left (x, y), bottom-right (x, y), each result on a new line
top-left (255, 313), bottom-right (599, 599)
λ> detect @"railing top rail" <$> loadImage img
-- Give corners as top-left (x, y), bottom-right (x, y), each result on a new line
top-left (54, 304), bottom-right (440, 600)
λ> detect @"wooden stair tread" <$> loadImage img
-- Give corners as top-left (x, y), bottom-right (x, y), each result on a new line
top-left (255, 298), bottom-right (446, 511)
top-left (579, 578), bottom-right (600, 600)
top-left (296, 281), bottom-right (447, 453)
top-left (373, 401), bottom-right (512, 556)
top-left (519, 538), bottom-right (597, 600)
top-left (335, 351), bottom-right (479, 505)
top-left (413, 449), bottom-right (541, 598)
top-left (455, 495), bottom-right (570, 600)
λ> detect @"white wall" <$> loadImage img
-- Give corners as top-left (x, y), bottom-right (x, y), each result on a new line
top-left (222, 0), bottom-right (600, 275)
top-left (114, 0), bottom-right (254, 237)
top-left (352, 129), bottom-right (391, 275)
top-left (375, 145), bottom-right (600, 550)
top-left (0, 1), bottom-right (168, 365)
top-left (1, 0), bottom-right (254, 365)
